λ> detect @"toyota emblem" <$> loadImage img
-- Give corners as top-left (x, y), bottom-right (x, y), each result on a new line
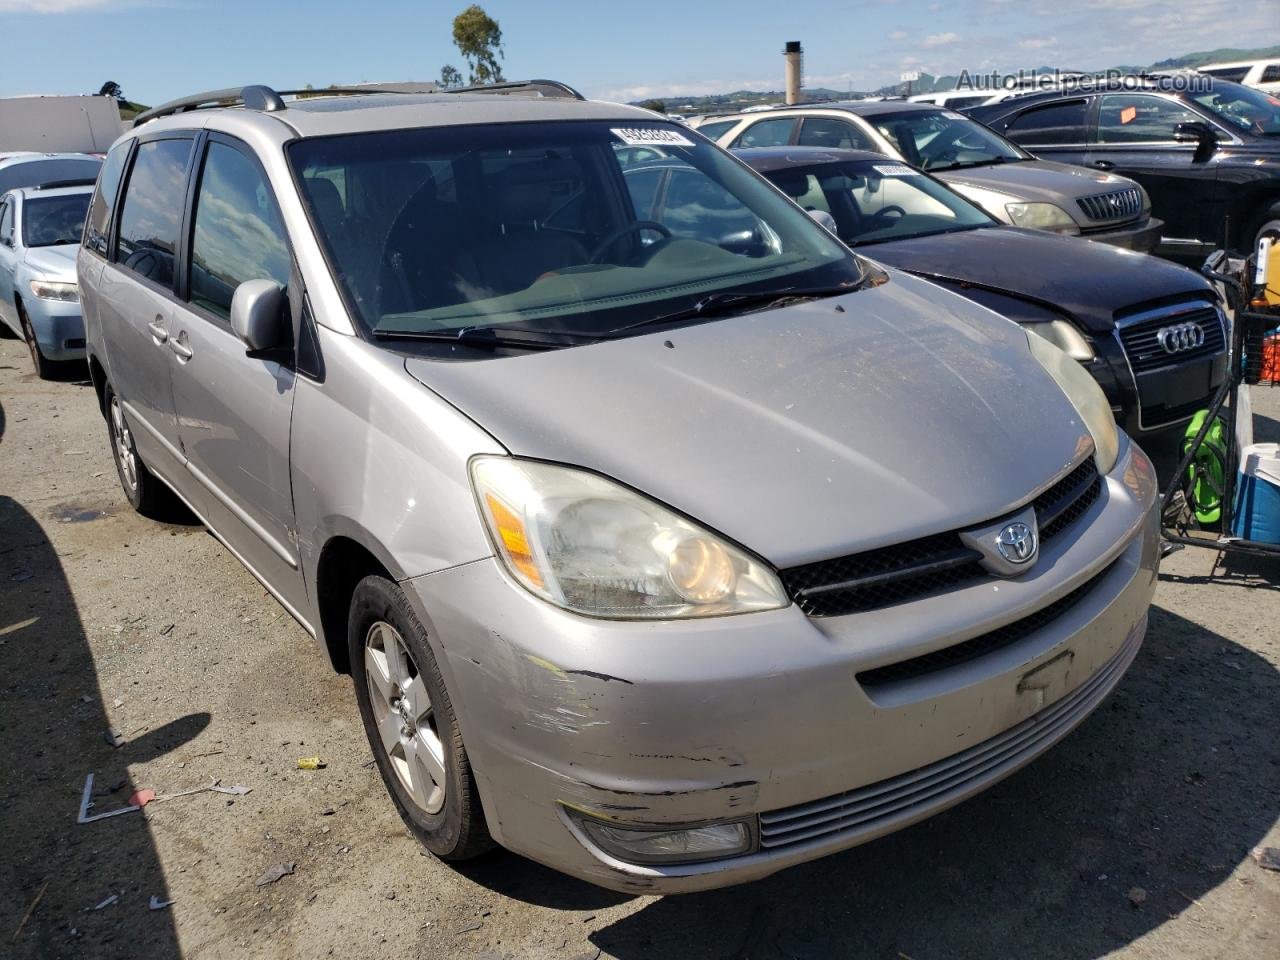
top-left (1155, 322), bottom-right (1205, 355)
top-left (996, 521), bottom-right (1038, 565)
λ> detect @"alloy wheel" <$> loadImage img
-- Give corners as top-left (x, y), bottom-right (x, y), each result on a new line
top-left (364, 621), bottom-right (447, 814)
top-left (110, 395), bottom-right (138, 492)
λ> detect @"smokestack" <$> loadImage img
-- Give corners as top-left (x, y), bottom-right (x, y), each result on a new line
top-left (784, 41), bottom-right (803, 105)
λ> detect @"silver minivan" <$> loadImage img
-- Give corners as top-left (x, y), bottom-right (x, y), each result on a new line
top-left (78, 83), bottom-right (1159, 894)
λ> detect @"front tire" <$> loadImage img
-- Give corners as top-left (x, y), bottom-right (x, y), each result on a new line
top-left (19, 306), bottom-right (55, 380)
top-left (348, 575), bottom-right (492, 861)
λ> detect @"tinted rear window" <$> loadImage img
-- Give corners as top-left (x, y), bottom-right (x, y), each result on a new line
top-left (85, 140), bottom-right (130, 256)
top-left (0, 157), bottom-right (101, 194)
top-left (1005, 100), bottom-right (1089, 145)
top-left (116, 138), bottom-right (193, 286)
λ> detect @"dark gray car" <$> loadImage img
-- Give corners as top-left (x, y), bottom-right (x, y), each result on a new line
top-left (78, 83), bottom-right (1159, 893)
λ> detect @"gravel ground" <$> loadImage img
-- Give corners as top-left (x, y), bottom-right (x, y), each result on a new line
top-left (1, 334), bottom-right (1278, 960)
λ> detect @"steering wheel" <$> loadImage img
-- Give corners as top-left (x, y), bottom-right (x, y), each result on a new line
top-left (589, 220), bottom-right (673, 264)
top-left (867, 205), bottom-right (906, 228)
top-left (924, 147), bottom-right (958, 169)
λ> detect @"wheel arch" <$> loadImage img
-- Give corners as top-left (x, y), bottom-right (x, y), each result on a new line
top-left (1228, 186), bottom-right (1280, 252)
top-left (313, 530), bottom-right (404, 674)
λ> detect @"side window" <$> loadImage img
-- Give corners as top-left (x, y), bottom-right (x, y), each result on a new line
top-left (1005, 100), bottom-right (1089, 145)
top-left (1262, 65), bottom-right (1280, 83)
top-left (623, 167), bottom-right (664, 220)
top-left (658, 168), bottom-right (758, 244)
top-left (694, 119), bottom-right (739, 142)
top-left (798, 118), bottom-right (875, 151)
top-left (85, 139), bottom-right (130, 256)
top-left (732, 117), bottom-right (798, 148)
top-left (189, 141), bottom-right (291, 320)
top-left (116, 138), bottom-right (193, 286)
top-left (1097, 95), bottom-right (1202, 144)
top-left (0, 200), bottom-right (13, 246)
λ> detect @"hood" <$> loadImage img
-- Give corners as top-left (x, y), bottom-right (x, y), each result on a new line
top-left (406, 271), bottom-right (1094, 568)
top-left (935, 158), bottom-right (1136, 205)
top-left (22, 243), bottom-right (78, 281)
top-left (862, 226), bottom-right (1212, 333)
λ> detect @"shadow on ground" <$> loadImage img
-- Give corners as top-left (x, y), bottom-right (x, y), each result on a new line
top-left (0, 496), bottom-right (207, 958)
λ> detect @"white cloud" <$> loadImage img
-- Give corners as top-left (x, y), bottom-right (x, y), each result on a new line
top-left (0, 0), bottom-right (113, 11)
top-left (888, 29), bottom-right (908, 40)
top-left (922, 32), bottom-right (961, 48)
top-left (1019, 36), bottom-right (1058, 49)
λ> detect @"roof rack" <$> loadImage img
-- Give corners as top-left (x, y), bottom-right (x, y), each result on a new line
top-left (132, 79), bottom-right (585, 127)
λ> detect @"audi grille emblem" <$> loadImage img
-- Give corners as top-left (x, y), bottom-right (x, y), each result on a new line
top-left (996, 521), bottom-right (1038, 565)
top-left (1155, 322), bottom-right (1205, 355)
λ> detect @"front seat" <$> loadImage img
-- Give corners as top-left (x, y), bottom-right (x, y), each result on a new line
top-left (378, 178), bottom-right (482, 317)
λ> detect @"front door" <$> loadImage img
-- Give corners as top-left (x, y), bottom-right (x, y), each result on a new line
top-left (167, 135), bottom-right (307, 616)
top-left (96, 135), bottom-right (195, 485)
top-left (1085, 93), bottom-right (1223, 252)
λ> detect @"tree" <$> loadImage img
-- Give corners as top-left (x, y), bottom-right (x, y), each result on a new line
top-left (451, 5), bottom-right (504, 85)
top-left (638, 99), bottom-right (667, 114)
top-left (97, 80), bottom-right (123, 101)
top-left (439, 64), bottom-right (464, 89)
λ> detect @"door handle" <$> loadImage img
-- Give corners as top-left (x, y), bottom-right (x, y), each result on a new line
top-left (1093, 160), bottom-right (1115, 170)
top-left (169, 332), bottom-right (193, 361)
top-left (147, 316), bottom-right (169, 343)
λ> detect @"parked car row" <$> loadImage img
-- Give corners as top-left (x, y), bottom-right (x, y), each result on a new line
top-left (966, 77), bottom-right (1280, 259)
top-left (0, 152), bottom-right (102, 374)
top-left (58, 80), bottom-right (1170, 895)
top-left (690, 101), bottom-right (1164, 250)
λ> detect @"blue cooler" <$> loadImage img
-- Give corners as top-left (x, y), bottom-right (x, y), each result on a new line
top-left (1231, 443), bottom-right (1280, 544)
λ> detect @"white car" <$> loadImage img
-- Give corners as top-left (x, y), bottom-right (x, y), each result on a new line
top-left (1198, 59), bottom-right (1280, 95)
top-left (908, 91), bottom-right (995, 110)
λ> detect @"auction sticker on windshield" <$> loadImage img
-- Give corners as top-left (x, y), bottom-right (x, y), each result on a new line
top-left (611, 127), bottom-right (695, 147)
top-left (873, 163), bottom-right (919, 177)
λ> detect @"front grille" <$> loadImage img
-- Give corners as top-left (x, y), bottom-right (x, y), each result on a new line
top-left (855, 559), bottom-right (1116, 689)
top-left (780, 459), bottom-right (1100, 617)
top-left (1117, 303), bottom-right (1226, 374)
top-left (1077, 187), bottom-right (1144, 223)
top-left (757, 620), bottom-right (1142, 851)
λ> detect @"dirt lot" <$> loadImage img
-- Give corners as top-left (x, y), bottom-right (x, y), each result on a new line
top-left (1, 334), bottom-right (1278, 960)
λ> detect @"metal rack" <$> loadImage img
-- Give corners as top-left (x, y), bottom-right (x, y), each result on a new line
top-left (1160, 249), bottom-right (1280, 559)
top-left (132, 79), bottom-right (585, 127)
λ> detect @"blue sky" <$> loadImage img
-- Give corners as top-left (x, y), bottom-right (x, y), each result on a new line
top-left (1, 0), bottom-right (1275, 105)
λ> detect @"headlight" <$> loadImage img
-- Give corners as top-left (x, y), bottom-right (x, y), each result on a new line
top-left (1026, 332), bottom-right (1119, 474)
top-left (29, 279), bottom-right (79, 302)
top-left (1005, 201), bottom-right (1079, 235)
top-left (470, 457), bottom-right (788, 619)
top-left (1022, 319), bottom-right (1095, 361)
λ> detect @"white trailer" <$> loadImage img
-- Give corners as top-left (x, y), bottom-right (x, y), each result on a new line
top-left (0, 95), bottom-right (123, 155)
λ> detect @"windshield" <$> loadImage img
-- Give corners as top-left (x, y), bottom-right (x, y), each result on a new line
top-left (22, 193), bottom-right (91, 247)
top-left (761, 159), bottom-right (994, 246)
top-left (872, 109), bottom-right (1028, 171)
top-left (1189, 81), bottom-right (1280, 136)
top-left (288, 121), bottom-right (860, 341)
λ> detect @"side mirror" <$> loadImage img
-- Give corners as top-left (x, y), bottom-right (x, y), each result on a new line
top-left (230, 279), bottom-right (287, 354)
top-left (807, 209), bottom-right (839, 234)
top-left (1173, 121), bottom-right (1218, 150)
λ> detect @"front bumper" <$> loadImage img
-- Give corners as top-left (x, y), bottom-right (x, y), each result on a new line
top-left (24, 294), bottom-right (85, 361)
top-left (1079, 216), bottom-right (1163, 253)
top-left (403, 440), bottom-right (1160, 894)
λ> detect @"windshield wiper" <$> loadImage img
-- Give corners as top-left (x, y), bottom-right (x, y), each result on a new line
top-left (607, 285), bottom-right (863, 336)
top-left (372, 325), bottom-right (587, 352)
